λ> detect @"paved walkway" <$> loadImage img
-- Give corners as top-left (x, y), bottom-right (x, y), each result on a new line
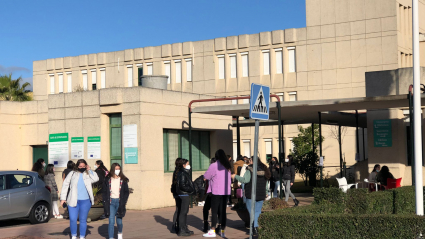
top-left (1, 194), bottom-right (313, 239)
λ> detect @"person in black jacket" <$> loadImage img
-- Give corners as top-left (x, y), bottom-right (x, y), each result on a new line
top-left (31, 158), bottom-right (46, 179)
top-left (94, 160), bottom-right (109, 193)
top-left (194, 175), bottom-right (206, 206)
top-left (269, 157), bottom-right (280, 198)
top-left (176, 158), bottom-right (196, 237)
top-left (283, 155), bottom-right (299, 206)
top-left (171, 158), bottom-right (183, 234)
top-left (103, 163), bottom-right (130, 239)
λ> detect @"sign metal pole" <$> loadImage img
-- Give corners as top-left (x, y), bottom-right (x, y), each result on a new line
top-left (249, 119), bottom-right (259, 239)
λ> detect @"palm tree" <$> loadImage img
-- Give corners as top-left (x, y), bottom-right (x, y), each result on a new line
top-left (0, 73), bottom-right (32, 101)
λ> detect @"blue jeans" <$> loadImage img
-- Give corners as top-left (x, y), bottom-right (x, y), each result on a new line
top-left (109, 198), bottom-right (123, 239)
top-left (273, 181), bottom-right (280, 198)
top-left (68, 199), bottom-right (91, 237)
top-left (245, 199), bottom-right (264, 227)
top-left (242, 184), bottom-right (246, 204)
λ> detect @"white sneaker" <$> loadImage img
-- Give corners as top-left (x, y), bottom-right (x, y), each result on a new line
top-left (118, 233), bottom-right (123, 239)
top-left (71, 237), bottom-right (77, 239)
top-left (203, 229), bottom-right (216, 237)
top-left (265, 195), bottom-right (271, 201)
top-left (56, 215), bottom-right (63, 219)
top-left (198, 201), bottom-right (205, 206)
top-left (80, 237), bottom-right (85, 239)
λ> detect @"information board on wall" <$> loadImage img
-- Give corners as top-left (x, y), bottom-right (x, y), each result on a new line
top-left (123, 124), bottom-right (137, 148)
top-left (373, 120), bottom-right (392, 147)
top-left (87, 136), bottom-right (101, 159)
top-left (71, 137), bottom-right (84, 159)
top-left (49, 133), bottom-right (69, 167)
top-left (125, 148), bottom-right (138, 164)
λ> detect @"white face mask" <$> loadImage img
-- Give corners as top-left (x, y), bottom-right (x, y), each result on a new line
top-left (115, 170), bottom-right (120, 176)
top-left (185, 165), bottom-right (191, 170)
top-left (94, 165), bottom-right (98, 170)
top-left (42, 163), bottom-right (46, 167)
top-left (285, 158), bottom-right (289, 163)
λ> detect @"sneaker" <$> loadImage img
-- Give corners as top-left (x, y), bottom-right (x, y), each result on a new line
top-left (226, 204), bottom-right (234, 208)
top-left (71, 237), bottom-right (77, 239)
top-left (118, 233), bottom-right (123, 239)
top-left (203, 229), bottom-right (216, 237)
top-left (220, 230), bottom-right (225, 238)
top-left (198, 201), bottom-right (205, 206)
top-left (265, 195), bottom-right (271, 201)
top-left (56, 215), bottom-right (63, 219)
top-left (80, 237), bottom-right (85, 239)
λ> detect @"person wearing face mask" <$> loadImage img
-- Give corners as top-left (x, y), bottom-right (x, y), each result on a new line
top-left (103, 163), bottom-right (130, 239)
top-left (60, 159), bottom-right (99, 239)
top-left (93, 160), bottom-right (109, 193)
top-left (44, 164), bottom-right (62, 219)
top-left (32, 158), bottom-right (46, 180)
top-left (176, 158), bottom-right (196, 237)
top-left (368, 164), bottom-right (381, 191)
top-left (282, 155), bottom-right (299, 206)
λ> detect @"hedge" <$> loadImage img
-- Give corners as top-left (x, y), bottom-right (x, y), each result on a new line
top-left (367, 190), bottom-right (393, 214)
top-left (313, 187), bottom-right (345, 205)
top-left (259, 211), bottom-right (425, 239)
top-left (393, 186), bottom-right (415, 214)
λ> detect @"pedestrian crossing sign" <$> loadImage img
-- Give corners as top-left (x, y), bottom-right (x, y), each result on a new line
top-left (249, 83), bottom-right (270, 120)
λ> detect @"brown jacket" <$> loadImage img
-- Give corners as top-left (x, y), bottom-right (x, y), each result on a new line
top-left (233, 160), bottom-right (246, 188)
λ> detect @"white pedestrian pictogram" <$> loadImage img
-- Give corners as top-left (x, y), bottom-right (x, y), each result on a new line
top-left (252, 87), bottom-right (268, 114)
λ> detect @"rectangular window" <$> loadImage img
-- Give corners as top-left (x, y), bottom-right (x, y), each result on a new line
top-left (277, 93), bottom-right (284, 102)
top-left (218, 55), bottom-right (225, 79)
top-left (127, 65), bottom-right (133, 87)
top-left (66, 72), bottom-right (72, 93)
top-left (243, 140), bottom-right (251, 157)
top-left (229, 54), bottom-right (237, 78)
top-left (243, 96), bottom-right (249, 105)
top-left (110, 113), bottom-right (122, 165)
top-left (91, 69), bottom-right (97, 90)
top-left (241, 52), bottom-right (249, 77)
top-left (137, 64), bottom-right (143, 86)
top-left (58, 73), bottom-right (64, 93)
top-left (175, 60), bottom-right (182, 83)
top-left (82, 70), bottom-right (88, 91)
top-left (231, 96), bottom-right (237, 105)
top-left (265, 139), bottom-right (272, 162)
top-left (288, 47), bottom-right (296, 73)
top-left (233, 140), bottom-right (238, 162)
top-left (164, 61), bottom-right (171, 84)
top-left (262, 50), bottom-right (270, 75)
top-left (163, 129), bottom-right (210, 172)
top-left (147, 63), bottom-right (153, 75)
top-left (275, 48), bottom-right (283, 74)
top-left (185, 58), bottom-right (192, 82)
top-left (289, 92), bottom-right (297, 101)
top-left (100, 68), bottom-right (106, 89)
top-left (49, 74), bottom-right (55, 94)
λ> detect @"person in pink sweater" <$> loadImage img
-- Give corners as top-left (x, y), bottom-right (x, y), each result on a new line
top-left (203, 149), bottom-right (232, 238)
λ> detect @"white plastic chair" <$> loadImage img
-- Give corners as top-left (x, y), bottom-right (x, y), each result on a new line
top-left (336, 177), bottom-right (358, 193)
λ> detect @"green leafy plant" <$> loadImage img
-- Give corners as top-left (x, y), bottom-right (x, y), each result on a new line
top-left (0, 73), bottom-right (32, 101)
top-left (92, 186), bottom-right (103, 206)
top-left (262, 198), bottom-right (290, 211)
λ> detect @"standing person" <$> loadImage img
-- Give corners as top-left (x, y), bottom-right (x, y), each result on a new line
top-left (232, 157), bottom-right (271, 236)
top-left (202, 158), bottom-right (221, 233)
top-left (282, 156), bottom-right (299, 206)
top-left (171, 158), bottom-right (183, 234)
top-left (227, 155), bottom-right (235, 207)
top-left (63, 161), bottom-right (75, 181)
top-left (103, 163), bottom-right (130, 239)
top-left (269, 157), bottom-right (280, 198)
top-left (94, 160), bottom-right (109, 220)
top-left (203, 149), bottom-right (232, 238)
top-left (44, 164), bottom-right (62, 219)
top-left (176, 159), bottom-right (196, 237)
top-left (60, 159), bottom-right (99, 239)
top-left (32, 158), bottom-right (46, 179)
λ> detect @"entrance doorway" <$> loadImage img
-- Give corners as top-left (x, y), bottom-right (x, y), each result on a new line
top-left (32, 145), bottom-right (48, 166)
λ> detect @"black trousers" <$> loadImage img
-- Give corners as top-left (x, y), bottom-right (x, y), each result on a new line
top-left (203, 194), bottom-right (221, 222)
top-left (173, 196), bottom-right (181, 226)
top-left (178, 196), bottom-right (190, 228)
top-left (199, 189), bottom-right (206, 201)
top-left (210, 195), bottom-right (227, 229)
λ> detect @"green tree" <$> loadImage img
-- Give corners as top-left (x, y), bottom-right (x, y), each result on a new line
top-left (0, 73), bottom-right (32, 101)
top-left (290, 124), bottom-right (324, 186)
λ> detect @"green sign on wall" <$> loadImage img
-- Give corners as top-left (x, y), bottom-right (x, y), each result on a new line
top-left (373, 120), bottom-right (392, 147)
top-left (124, 148), bottom-right (138, 164)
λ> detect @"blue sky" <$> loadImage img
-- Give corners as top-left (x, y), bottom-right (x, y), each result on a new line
top-left (0, 0), bottom-right (306, 91)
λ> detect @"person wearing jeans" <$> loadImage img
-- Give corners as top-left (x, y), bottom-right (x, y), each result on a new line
top-left (232, 157), bottom-right (271, 236)
top-left (103, 163), bottom-right (130, 239)
top-left (61, 159), bottom-right (99, 239)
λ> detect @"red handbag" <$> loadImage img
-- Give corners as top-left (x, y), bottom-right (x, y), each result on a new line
top-left (236, 188), bottom-right (243, 199)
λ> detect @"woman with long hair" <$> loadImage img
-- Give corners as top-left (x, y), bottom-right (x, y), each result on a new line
top-left (32, 158), bottom-right (46, 179)
top-left (63, 161), bottom-right (75, 181)
top-left (282, 155), bottom-right (299, 206)
top-left (103, 163), bottom-right (130, 239)
top-left (60, 159), bottom-right (99, 239)
top-left (176, 158), bottom-right (196, 237)
top-left (94, 160), bottom-right (109, 192)
top-left (171, 158), bottom-right (183, 234)
top-left (232, 156), bottom-right (271, 236)
top-left (377, 166), bottom-right (395, 189)
top-left (203, 149), bottom-right (232, 238)
top-left (368, 164), bottom-right (381, 191)
top-left (44, 164), bottom-right (62, 219)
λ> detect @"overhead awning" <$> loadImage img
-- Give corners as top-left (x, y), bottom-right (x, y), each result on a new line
top-left (192, 94), bottom-right (424, 128)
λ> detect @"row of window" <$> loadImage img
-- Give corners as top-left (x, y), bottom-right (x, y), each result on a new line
top-left (232, 137), bottom-right (295, 162)
top-left (217, 47), bottom-right (296, 80)
top-left (230, 91), bottom-right (297, 105)
top-left (49, 68), bottom-right (107, 94)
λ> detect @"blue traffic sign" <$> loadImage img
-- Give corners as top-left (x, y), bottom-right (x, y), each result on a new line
top-left (249, 83), bottom-right (270, 120)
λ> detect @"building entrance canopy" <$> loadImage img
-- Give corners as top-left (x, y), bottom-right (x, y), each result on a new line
top-left (192, 94), bottom-right (425, 128)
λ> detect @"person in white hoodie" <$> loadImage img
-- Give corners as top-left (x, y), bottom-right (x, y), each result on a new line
top-left (60, 159), bottom-right (99, 239)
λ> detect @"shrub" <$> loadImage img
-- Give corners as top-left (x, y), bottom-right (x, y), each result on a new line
top-left (259, 211), bottom-right (425, 239)
top-left (346, 188), bottom-right (368, 214)
top-left (393, 186), bottom-right (415, 214)
top-left (313, 187), bottom-right (345, 205)
top-left (283, 203), bottom-right (344, 214)
top-left (262, 198), bottom-right (290, 211)
top-left (366, 190), bottom-right (393, 214)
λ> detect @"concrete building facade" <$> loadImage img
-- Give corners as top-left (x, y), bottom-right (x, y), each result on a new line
top-left (1, 0), bottom-right (425, 210)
